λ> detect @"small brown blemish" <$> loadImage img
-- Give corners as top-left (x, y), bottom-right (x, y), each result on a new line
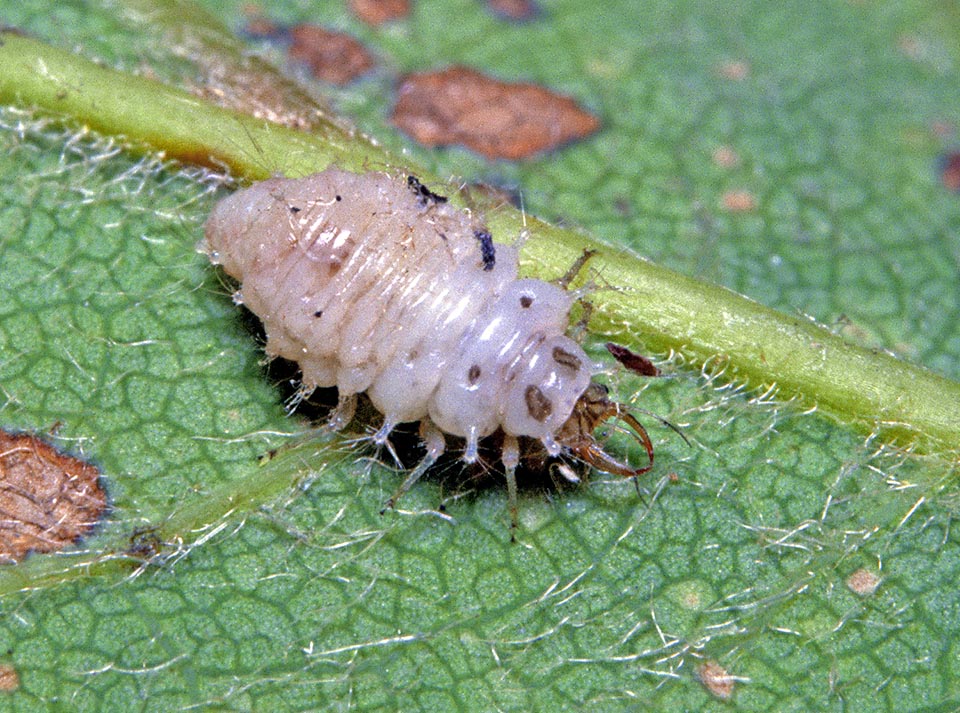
top-left (897, 34), bottom-right (923, 60)
top-left (605, 342), bottom-right (659, 376)
top-left (0, 664), bottom-right (19, 692)
top-left (552, 346), bottom-right (582, 371)
top-left (712, 145), bottom-right (741, 169)
top-left (0, 430), bottom-right (107, 564)
top-left (519, 295), bottom-right (533, 308)
top-left (126, 527), bottom-right (165, 563)
top-left (698, 660), bottom-right (735, 700)
top-left (242, 12), bottom-right (284, 40)
top-left (717, 60), bottom-right (750, 81)
top-left (467, 364), bottom-right (482, 384)
top-left (525, 385), bottom-right (553, 422)
top-left (350, 0), bottom-right (410, 25)
top-left (486, 0), bottom-right (540, 22)
top-left (391, 66), bottom-right (601, 160)
top-left (721, 190), bottom-right (756, 212)
top-left (846, 568), bottom-right (880, 596)
top-left (939, 152), bottom-right (960, 193)
top-left (289, 25), bottom-right (375, 85)
top-left (931, 120), bottom-right (955, 139)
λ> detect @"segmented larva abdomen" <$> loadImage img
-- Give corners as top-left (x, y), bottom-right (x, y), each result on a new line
top-left (202, 169), bottom-right (592, 458)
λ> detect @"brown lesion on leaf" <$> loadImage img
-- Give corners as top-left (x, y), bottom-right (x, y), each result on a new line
top-left (712, 145), bottom-right (741, 169)
top-left (846, 568), bottom-right (880, 596)
top-left (698, 659), bottom-right (736, 700)
top-left (0, 430), bottom-right (107, 564)
top-left (939, 152), bottom-right (960, 193)
top-left (716, 60), bottom-right (750, 81)
top-left (391, 66), bottom-right (601, 160)
top-left (486, 0), bottom-right (540, 22)
top-left (350, 0), bottom-right (411, 26)
top-left (0, 664), bottom-right (18, 692)
top-left (288, 25), bottom-right (376, 85)
top-left (721, 190), bottom-right (756, 212)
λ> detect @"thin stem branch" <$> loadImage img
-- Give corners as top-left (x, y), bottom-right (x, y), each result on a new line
top-left (1, 30), bottom-right (958, 456)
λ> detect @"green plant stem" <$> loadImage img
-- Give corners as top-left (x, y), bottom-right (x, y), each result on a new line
top-left (1, 31), bottom-right (959, 456)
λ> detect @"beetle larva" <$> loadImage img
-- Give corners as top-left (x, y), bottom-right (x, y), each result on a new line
top-left (203, 168), bottom-right (653, 526)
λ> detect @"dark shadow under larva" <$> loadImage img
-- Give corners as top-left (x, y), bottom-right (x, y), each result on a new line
top-left (202, 168), bottom-right (655, 529)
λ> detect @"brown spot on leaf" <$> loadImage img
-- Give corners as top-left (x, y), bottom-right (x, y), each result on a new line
top-left (0, 664), bottom-right (18, 692)
top-left (931, 120), bottom-right (955, 139)
top-left (698, 660), bottom-right (735, 700)
top-left (241, 11), bottom-right (283, 39)
top-left (721, 190), bottom-right (756, 212)
top-left (897, 34), bottom-right (922, 60)
top-left (289, 25), bottom-right (375, 85)
top-left (350, 0), bottom-right (410, 25)
top-left (717, 60), bottom-right (750, 81)
top-left (605, 343), bottom-right (659, 376)
top-left (0, 431), bottom-right (107, 564)
top-left (939, 152), bottom-right (960, 193)
top-left (486, 0), bottom-right (539, 22)
top-left (846, 568), bottom-right (880, 596)
top-left (391, 66), bottom-right (601, 160)
top-left (712, 145), bottom-right (740, 169)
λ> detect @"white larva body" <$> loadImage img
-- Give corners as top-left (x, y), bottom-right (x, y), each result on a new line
top-left (202, 169), bottom-right (594, 465)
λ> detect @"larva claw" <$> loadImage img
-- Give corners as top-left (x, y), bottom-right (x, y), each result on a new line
top-left (556, 383), bottom-right (656, 478)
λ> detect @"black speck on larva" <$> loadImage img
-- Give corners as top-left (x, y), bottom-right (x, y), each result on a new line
top-left (202, 168), bottom-right (658, 531)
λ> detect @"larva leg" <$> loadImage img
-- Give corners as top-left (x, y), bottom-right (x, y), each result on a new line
top-left (568, 298), bottom-right (594, 342)
top-left (556, 248), bottom-right (598, 289)
top-left (464, 426), bottom-right (481, 464)
top-left (373, 415), bottom-right (398, 446)
top-left (327, 393), bottom-right (357, 431)
top-left (540, 433), bottom-right (561, 458)
top-left (502, 434), bottom-right (520, 539)
top-left (380, 420), bottom-right (446, 514)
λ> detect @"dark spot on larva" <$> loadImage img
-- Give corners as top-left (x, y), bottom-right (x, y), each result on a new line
top-left (288, 25), bottom-right (375, 86)
top-left (335, 195), bottom-right (342, 201)
top-left (525, 385), bottom-right (552, 422)
top-left (289, 205), bottom-right (301, 214)
top-left (0, 430), bottom-right (108, 564)
top-left (407, 175), bottom-right (448, 206)
top-left (314, 310), bottom-right (323, 318)
top-left (390, 66), bottom-right (601, 160)
top-left (552, 346), bottom-right (582, 371)
top-left (467, 364), bottom-right (482, 384)
top-left (605, 342), bottom-right (659, 376)
top-left (519, 295), bottom-right (533, 308)
top-left (474, 230), bottom-right (496, 271)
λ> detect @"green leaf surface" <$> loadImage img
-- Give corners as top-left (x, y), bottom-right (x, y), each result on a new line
top-left (0, 1), bottom-right (959, 710)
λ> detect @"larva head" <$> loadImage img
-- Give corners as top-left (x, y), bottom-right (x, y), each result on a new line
top-left (554, 382), bottom-right (655, 477)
